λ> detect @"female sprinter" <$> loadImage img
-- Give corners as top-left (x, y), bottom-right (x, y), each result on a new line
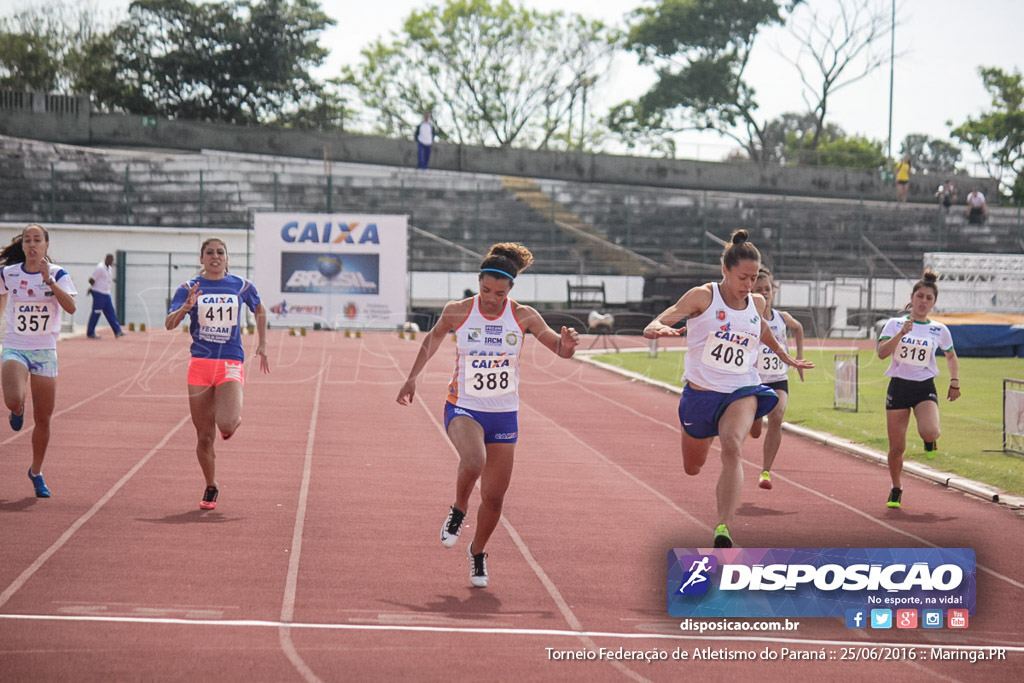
top-left (396, 243), bottom-right (579, 588)
top-left (0, 224), bottom-right (77, 497)
top-left (165, 238), bottom-right (269, 510)
top-left (749, 267), bottom-right (804, 490)
top-left (876, 270), bottom-right (959, 509)
top-left (643, 231), bottom-right (813, 548)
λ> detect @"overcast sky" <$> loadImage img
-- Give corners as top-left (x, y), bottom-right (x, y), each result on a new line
top-left (2, 0), bottom-right (1021, 167)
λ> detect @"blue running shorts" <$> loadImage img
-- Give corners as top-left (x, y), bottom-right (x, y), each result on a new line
top-left (444, 403), bottom-right (518, 444)
top-left (2, 348), bottom-right (59, 377)
top-left (678, 384), bottom-right (778, 439)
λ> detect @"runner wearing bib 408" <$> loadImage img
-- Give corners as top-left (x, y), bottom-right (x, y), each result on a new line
top-left (876, 270), bottom-right (960, 510)
top-left (644, 231), bottom-right (814, 550)
top-left (0, 224), bottom-right (78, 499)
top-left (397, 242), bottom-right (580, 589)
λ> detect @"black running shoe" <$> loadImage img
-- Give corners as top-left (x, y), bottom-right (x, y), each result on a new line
top-left (440, 505), bottom-right (466, 548)
top-left (200, 485), bottom-right (219, 510)
top-left (887, 487), bottom-right (902, 509)
top-left (467, 543), bottom-right (489, 587)
top-left (924, 440), bottom-right (936, 452)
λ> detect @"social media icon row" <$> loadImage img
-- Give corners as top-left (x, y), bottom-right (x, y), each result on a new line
top-left (846, 608), bottom-right (968, 629)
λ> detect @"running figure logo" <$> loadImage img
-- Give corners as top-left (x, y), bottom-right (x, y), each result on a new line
top-left (677, 554), bottom-right (718, 595)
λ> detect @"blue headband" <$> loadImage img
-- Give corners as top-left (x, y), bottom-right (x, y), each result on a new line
top-left (480, 267), bottom-right (515, 280)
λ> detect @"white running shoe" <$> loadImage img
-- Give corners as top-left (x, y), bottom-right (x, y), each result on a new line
top-left (441, 505), bottom-right (466, 548)
top-left (467, 543), bottom-right (488, 588)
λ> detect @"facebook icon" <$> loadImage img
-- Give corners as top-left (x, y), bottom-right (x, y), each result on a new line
top-left (845, 609), bottom-right (866, 629)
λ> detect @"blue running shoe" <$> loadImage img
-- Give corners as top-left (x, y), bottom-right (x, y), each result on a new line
top-left (10, 409), bottom-right (24, 431)
top-left (28, 468), bottom-right (51, 498)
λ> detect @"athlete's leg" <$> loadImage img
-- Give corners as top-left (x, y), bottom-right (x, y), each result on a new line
top-left (470, 442), bottom-right (515, 553)
top-left (681, 430), bottom-right (713, 475)
top-left (716, 396), bottom-right (757, 528)
top-left (188, 384), bottom-right (218, 487)
top-left (447, 416), bottom-right (487, 512)
top-left (28, 374), bottom-right (57, 474)
top-left (762, 390), bottom-right (789, 473)
top-left (886, 408), bottom-right (912, 488)
top-left (749, 417), bottom-right (763, 439)
top-left (912, 401), bottom-right (941, 443)
top-left (213, 380), bottom-right (244, 439)
top-left (2, 359), bottom-right (29, 417)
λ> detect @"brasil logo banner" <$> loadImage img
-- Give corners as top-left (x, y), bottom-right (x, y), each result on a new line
top-left (667, 548), bottom-right (975, 618)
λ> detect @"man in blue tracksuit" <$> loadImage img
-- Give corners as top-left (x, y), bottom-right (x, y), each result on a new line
top-left (86, 253), bottom-right (124, 338)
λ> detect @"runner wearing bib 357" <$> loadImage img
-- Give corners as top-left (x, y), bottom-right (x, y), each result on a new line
top-left (877, 270), bottom-right (960, 509)
top-left (397, 242), bottom-right (580, 588)
top-left (0, 224), bottom-right (77, 498)
top-left (644, 231), bottom-right (814, 549)
top-left (166, 238), bottom-right (270, 511)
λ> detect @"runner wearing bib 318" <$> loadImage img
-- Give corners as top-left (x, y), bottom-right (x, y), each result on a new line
top-left (876, 270), bottom-right (960, 510)
top-left (0, 224), bottom-right (78, 499)
top-left (644, 231), bottom-right (814, 550)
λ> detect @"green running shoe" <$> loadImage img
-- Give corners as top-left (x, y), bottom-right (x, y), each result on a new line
top-left (713, 523), bottom-right (733, 548)
top-left (758, 471), bottom-right (773, 490)
top-left (887, 487), bottom-right (902, 509)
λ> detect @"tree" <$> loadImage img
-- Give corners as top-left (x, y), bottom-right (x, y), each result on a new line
top-left (340, 0), bottom-right (617, 150)
top-left (0, 1), bottom-right (115, 93)
top-left (612, 0), bottom-right (792, 162)
top-left (950, 66), bottom-right (1024, 201)
top-left (103, 0), bottom-right (336, 125)
top-left (899, 134), bottom-right (962, 176)
top-left (785, 0), bottom-right (894, 152)
top-left (759, 111), bottom-right (844, 165)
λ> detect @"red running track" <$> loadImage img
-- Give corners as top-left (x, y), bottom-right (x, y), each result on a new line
top-left (0, 330), bottom-right (1022, 681)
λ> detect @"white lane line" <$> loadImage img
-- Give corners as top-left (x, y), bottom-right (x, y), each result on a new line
top-left (534, 360), bottom-right (1024, 592)
top-left (278, 343), bottom-right (329, 683)
top-left (0, 413), bottom-right (192, 609)
top-left (1, 613), bottom-right (1021, 653)
top-left (1, 375), bottom-right (137, 446)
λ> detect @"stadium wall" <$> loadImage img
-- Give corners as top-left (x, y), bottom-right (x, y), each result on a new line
top-left (0, 93), bottom-right (999, 204)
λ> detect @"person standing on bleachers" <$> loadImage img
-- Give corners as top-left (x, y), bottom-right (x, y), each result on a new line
top-left (414, 111), bottom-right (442, 170)
top-left (86, 253), bottom-right (124, 339)
top-left (894, 155), bottom-right (912, 202)
top-left (966, 186), bottom-right (987, 224)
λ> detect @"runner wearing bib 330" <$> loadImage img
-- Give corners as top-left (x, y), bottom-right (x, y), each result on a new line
top-left (644, 231), bottom-right (813, 549)
top-left (166, 238), bottom-right (270, 511)
top-left (749, 267), bottom-right (805, 491)
top-left (877, 270), bottom-right (960, 509)
top-left (397, 243), bottom-right (580, 588)
top-left (0, 224), bottom-right (77, 498)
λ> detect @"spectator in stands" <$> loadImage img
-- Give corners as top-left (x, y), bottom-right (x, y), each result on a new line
top-left (894, 155), bottom-right (912, 202)
top-left (414, 111), bottom-right (442, 170)
top-left (165, 238), bottom-right (269, 511)
top-left (0, 224), bottom-right (78, 498)
top-left (935, 180), bottom-right (956, 213)
top-left (876, 270), bottom-right (960, 510)
top-left (642, 231), bottom-right (813, 548)
top-left (966, 186), bottom-right (987, 224)
top-left (396, 242), bottom-right (580, 588)
top-left (86, 253), bottom-right (124, 339)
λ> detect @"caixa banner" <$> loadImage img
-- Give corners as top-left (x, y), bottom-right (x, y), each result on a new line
top-left (667, 548), bottom-right (975, 618)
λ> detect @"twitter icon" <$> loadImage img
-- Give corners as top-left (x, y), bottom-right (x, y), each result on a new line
top-left (870, 609), bottom-right (893, 629)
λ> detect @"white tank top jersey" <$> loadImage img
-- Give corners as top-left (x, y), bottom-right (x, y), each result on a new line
top-left (879, 316), bottom-right (954, 381)
top-left (683, 283), bottom-right (763, 392)
top-left (758, 308), bottom-right (790, 383)
top-left (0, 262), bottom-right (77, 350)
top-left (448, 296), bottom-right (525, 412)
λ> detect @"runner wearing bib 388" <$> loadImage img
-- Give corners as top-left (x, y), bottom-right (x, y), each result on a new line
top-left (166, 238), bottom-right (270, 511)
top-left (397, 243), bottom-right (580, 588)
top-left (877, 270), bottom-right (960, 509)
top-left (0, 224), bottom-right (78, 498)
top-left (644, 231), bottom-right (813, 549)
